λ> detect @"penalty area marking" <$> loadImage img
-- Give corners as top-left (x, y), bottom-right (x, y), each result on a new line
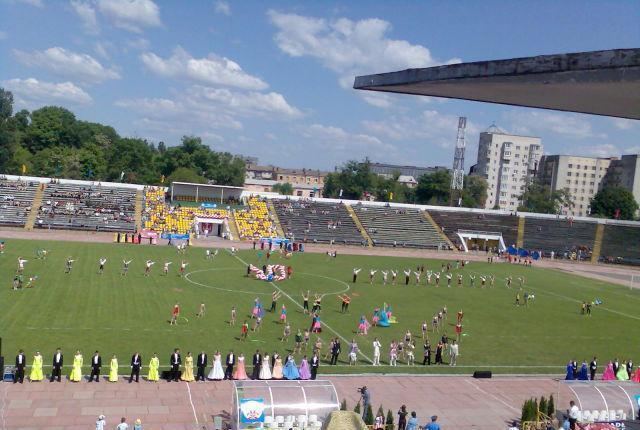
top-left (227, 250), bottom-right (373, 364)
top-left (184, 267), bottom-right (272, 296)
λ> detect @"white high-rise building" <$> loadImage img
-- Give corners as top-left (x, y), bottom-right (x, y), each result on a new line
top-left (473, 126), bottom-right (543, 210)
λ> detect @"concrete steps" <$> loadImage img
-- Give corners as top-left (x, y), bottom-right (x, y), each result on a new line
top-left (24, 184), bottom-right (45, 231)
top-left (266, 200), bottom-right (285, 237)
top-left (134, 190), bottom-right (143, 231)
top-left (423, 210), bottom-right (455, 249)
top-left (516, 216), bottom-right (525, 248)
top-left (591, 223), bottom-right (605, 263)
top-left (345, 205), bottom-right (372, 247)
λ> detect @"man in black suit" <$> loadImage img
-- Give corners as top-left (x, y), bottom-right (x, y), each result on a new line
top-left (310, 352), bottom-right (319, 380)
top-left (14, 350), bottom-right (26, 384)
top-left (50, 348), bottom-right (63, 382)
top-left (169, 349), bottom-right (181, 382)
top-left (224, 350), bottom-right (235, 380)
top-left (130, 352), bottom-right (142, 383)
top-left (89, 351), bottom-right (102, 382)
top-left (330, 339), bottom-right (341, 365)
top-left (251, 350), bottom-right (262, 380)
top-left (589, 357), bottom-right (597, 381)
top-left (196, 351), bottom-right (207, 382)
top-left (613, 358), bottom-right (620, 375)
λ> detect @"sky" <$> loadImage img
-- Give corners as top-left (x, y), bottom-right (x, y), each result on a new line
top-left (1, 0), bottom-right (639, 171)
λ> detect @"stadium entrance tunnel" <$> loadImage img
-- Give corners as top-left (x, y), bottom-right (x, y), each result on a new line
top-left (456, 229), bottom-right (506, 252)
top-left (232, 379), bottom-right (339, 429)
top-left (562, 381), bottom-right (640, 423)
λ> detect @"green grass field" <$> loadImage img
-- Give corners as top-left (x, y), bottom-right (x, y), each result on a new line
top-left (1, 238), bottom-right (639, 375)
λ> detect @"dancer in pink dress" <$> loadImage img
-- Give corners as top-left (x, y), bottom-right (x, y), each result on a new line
top-left (632, 368), bottom-right (640, 383)
top-left (602, 361), bottom-right (616, 381)
top-left (233, 353), bottom-right (248, 380)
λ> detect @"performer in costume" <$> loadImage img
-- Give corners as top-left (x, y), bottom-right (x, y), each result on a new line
top-left (181, 352), bottom-right (194, 382)
top-left (70, 350), bottom-right (83, 382)
top-left (98, 258), bottom-right (107, 274)
top-left (170, 349), bottom-right (181, 382)
top-left (251, 350), bottom-right (262, 380)
top-left (196, 351), bottom-right (207, 381)
top-left (578, 362), bottom-right (589, 380)
top-left (30, 351), bottom-right (43, 381)
top-left (616, 363), bottom-right (629, 381)
top-left (89, 351), bottom-right (101, 382)
top-left (64, 257), bottom-right (75, 274)
top-left (148, 353), bottom-right (160, 382)
top-left (163, 261), bottom-right (172, 275)
top-left (50, 348), bottom-right (63, 382)
top-left (404, 269), bottom-right (411, 285)
top-left (310, 353), bottom-right (319, 380)
top-left (589, 357), bottom-right (597, 380)
top-left (298, 356), bottom-right (311, 380)
top-left (302, 290), bottom-right (310, 314)
top-left (259, 354), bottom-right (272, 380)
top-left (352, 268), bottom-right (361, 283)
top-left (283, 355), bottom-right (300, 380)
top-left (631, 367), bottom-right (640, 383)
top-left (121, 259), bottom-right (132, 276)
top-left (233, 353), bottom-right (248, 380)
top-left (14, 350), bottom-right (26, 383)
top-left (272, 354), bottom-right (283, 379)
top-left (170, 303), bottom-right (180, 325)
top-left (208, 351), bottom-right (224, 380)
top-left (109, 355), bottom-right (118, 382)
top-left (280, 305), bottom-right (287, 324)
top-left (602, 361), bottom-right (616, 381)
top-left (130, 352), bottom-right (142, 383)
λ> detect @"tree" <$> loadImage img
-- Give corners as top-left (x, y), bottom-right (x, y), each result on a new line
top-left (547, 394), bottom-right (555, 418)
top-left (272, 182), bottom-right (293, 195)
top-left (25, 106), bottom-right (80, 152)
top-left (518, 180), bottom-right (573, 214)
top-left (167, 167), bottom-right (207, 184)
top-left (353, 402), bottom-right (361, 415)
top-left (415, 170), bottom-right (451, 205)
top-left (591, 187), bottom-right (638, 220)
top-left (323, 159), bottom-right (378, 200)
top-left (0, 88), bottom-right (13, 124)
top-left (461, 175), bottom-right (488, 208)
top-left (385, 409), bottom-right (394, 429)
top-left (340, 399), bottom-right (347, 411)
top-left (364, 404), bottom-right (374, 426)
top-left (538, 396), bottom-right (547, 418)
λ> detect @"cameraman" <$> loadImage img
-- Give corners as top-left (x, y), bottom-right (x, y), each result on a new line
top-left (358, 386), bottom-right (371, 420)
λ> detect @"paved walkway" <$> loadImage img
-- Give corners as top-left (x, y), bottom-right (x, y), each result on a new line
top-left (0, 375), bottom-right (571, 430)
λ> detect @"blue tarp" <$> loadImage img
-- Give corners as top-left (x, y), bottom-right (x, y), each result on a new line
top-left (161, 233), bottom-right (190, 240)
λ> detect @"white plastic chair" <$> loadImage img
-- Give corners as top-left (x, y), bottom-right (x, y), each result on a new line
top-left (581, 410), bottom-right (591, 422)
top-left (264, 416), bottom-right (274, 424)
top-left (617, 409), bottom-right (624, 420)
top-left (297, 415), bottom-right (307, 425)
top-left (276, 415), bottom-right (285, 427)
top-left (600, 410), bottom-right (608, 421)
top-left (308, 414), bottom-right (318, 423)
top-left (591, 410), bottom-right (599, 421)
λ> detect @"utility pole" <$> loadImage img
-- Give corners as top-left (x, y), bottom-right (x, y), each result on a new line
top-left (450, 117), bottom-right (466, 206)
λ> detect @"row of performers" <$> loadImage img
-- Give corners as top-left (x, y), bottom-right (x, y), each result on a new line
top-left (11, 349), bottom-right (320, 383)
top-left (565, 359), bottom-right (640, 382)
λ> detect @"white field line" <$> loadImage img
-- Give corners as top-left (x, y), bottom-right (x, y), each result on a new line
top-left (185, 381), bottom-right (200, 426)
top-left (464, 379), bottom-right (520, 413)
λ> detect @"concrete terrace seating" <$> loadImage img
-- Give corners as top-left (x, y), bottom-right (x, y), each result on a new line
top-left (234, 197), bottom-right (276, 240)
top-left (0, 179), bottom-right (38, 227)
top-left (601, 224), bottom-right (640, 260)
top-left (428, 210), bottom-right (519, 248)
top-left (273, 200), bottom-right (364, 245)
top-left (523, 217), bottom-right (596, 255)
top-left (353, 205), bottom-right (446, 248)
top-left (36, 183), bottom-right (136, 232)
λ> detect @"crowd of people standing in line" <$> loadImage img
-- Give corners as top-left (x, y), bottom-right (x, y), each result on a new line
top-left (565, 357), bottom-right (640, 382)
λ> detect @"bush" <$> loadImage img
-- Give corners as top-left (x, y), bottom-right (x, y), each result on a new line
top-left (354, 402), bottom-right (361, 414)
top-left (364, 404), bottom-right (374, 426)
top-left (386, 409), bottom-right (394, 429)
top-left (340, 399), bottom-right (347, 411)
top-left (548, 395), bottom-right (555, 418)
top-left (539, 396), bottom-right (547, 418)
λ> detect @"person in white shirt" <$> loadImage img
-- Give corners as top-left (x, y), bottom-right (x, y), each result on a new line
top-left (95, 415), bottom-right (106, 430)
top-left (98, 258), bottom-right (107, 274)
top-left (372, 338), bottom-right (381, 366)
top-left (116, 417), bottom-right (129, 430)
top-left (449, 341), bottom-right (459, 366)
top-left (163, 261), bottom-right (172, 276)
top-left (568, 400), bottom-right (579, 429)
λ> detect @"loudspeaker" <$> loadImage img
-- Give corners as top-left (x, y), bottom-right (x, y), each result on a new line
top-left (473, 370), bottom-right (492, 379)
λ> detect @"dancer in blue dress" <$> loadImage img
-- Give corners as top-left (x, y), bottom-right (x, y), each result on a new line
top-left (565, 362), bottom-right (575, 380)
top-left (283, 354), bottom-right (300, 380)
top-left (578, 362), bottom-right (589, 380)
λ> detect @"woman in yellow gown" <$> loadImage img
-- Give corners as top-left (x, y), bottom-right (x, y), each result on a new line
top-left (109, 355), bottom-right (118, 382)
top-left (69, 350), bottom-right (83, 382)
top-left (181, 352), bottom-right (195, 382)
top-left (29, 351), bottom-right (43, 381)
top-left (147, 353), bottom-right (159, 382)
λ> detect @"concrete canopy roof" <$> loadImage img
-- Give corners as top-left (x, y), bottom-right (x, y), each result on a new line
top-left (353, 48), bottom-right (640, 120)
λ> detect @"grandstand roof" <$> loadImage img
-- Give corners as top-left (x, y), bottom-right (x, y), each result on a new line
top-left (354, 48), bottom-right (640, 119)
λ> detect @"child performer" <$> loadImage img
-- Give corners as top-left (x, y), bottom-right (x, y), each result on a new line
top-left (98, 258), bottom-right (107, 274)
top-left (391, 270), bottom-right (397, 285)
top-left (196, 303), bottom-right (205, 318)
top-left (369, 269), bottom-right (377, 284)
top-left (64, 257), bottom-right (75, 274)
top-left (179, 260), bottom-right (188, 277)
top-left (404, 269), bottom-right (411, 286)
top-left (144, 260), bottom-right (155, 276)
top-left (230, 306), bottom-right (236, 325)
top-left (302, 290), bottom-right (310, 314)
top-left (163, 261), bottom-right (172, 275)
top-left (381, 270), bottom-right (388, 285)
top-left (170, 303), bottom-right (180, 325)
top-left (352, 268), bottom-right (361, 283)
top-left (280, 304), bottom-right (287, 324)
top-left (121, 259), bottom-right (132, 276)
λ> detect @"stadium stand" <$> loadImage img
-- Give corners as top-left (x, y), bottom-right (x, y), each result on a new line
top-left (234, 197), bottom-right (277, 239)
top-left (0, 178), bottom-right (38, 227)
top-left (600, 224), bottom-right (640, 262)
top-left (36, 182), bottom-right (136, 232)
top-left (143, 187), bottom-right (228, 234)
top-left (273, 199), bottom-right (364, 245)
top-left (523, 216), bottom-right (597, 258)
top-left (428, 210), bottom-right (519, 249)
top-left (353, 205), bottom-right (447, 248)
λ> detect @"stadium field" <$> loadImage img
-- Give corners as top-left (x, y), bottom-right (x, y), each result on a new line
top-left (1, 238), bottom-right (639, 375)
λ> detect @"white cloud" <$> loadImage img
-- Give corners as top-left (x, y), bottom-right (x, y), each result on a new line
top-left (504, 110), bottom-right (606, 140)
top-left (268, 10), bottom-right (458, 97)
top-left (298, 124), bottom-right (395, 161)
top-left (126, 37), bottom-right (150, 50)
top-left (70, 0), bottom-right (99, 35)
top-left (97, 0), bottom-right (161, 33)
top-left (192, 86), bottom-right (302, 118)
top-left (2, 78), bottom-right (92, 106)
top-left (93, 41), bottom-right (113, 59)
top-left (14, 0), bottom-right (43, 7)
top-left (577, 143), bottom-right (620, 158)
top-left (214, 0), bottom-right (230, 15)
top-left (14, 47), bottom-right (120, 84)
top-left (611, 118), bottom-right (638, 130)
top-left (140, 46), bottom-right (268, 90)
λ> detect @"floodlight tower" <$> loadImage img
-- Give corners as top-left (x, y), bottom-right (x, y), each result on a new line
top-left (450, 117), bottom-right (466, 206)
